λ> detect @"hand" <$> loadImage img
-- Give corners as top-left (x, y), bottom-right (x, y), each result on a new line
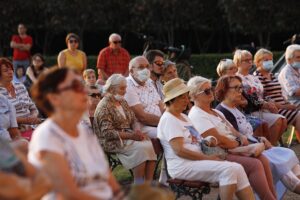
top-left (27, 117), bottom-right (42, 125)
top-left (209, 155), bottom-right (223, 161)
top-left (131, 130), bottom-right (147, 141)
top-left (264, 102), bottom-right (278, 113)
top-left (240, 135), bottom-right (249, 146)
top-left (260, 137), bottom-right (272, 149)
top-left (284, 104), bottom-right (297, 110)
top-left (24, 171), bottom-right (52, 200)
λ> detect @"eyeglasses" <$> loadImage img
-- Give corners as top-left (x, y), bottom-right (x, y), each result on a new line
top-left (228, 85), bottom-right (244, 92)
top-left (198, 87), bottom-right (214, 95)
top-left (55, 79), bottom-right (85, 93)
top-left (153, 61), bottom-right (164, 67)
top-left (241, 59), bottom-right (252, 63)
top-left (88, 93), bottom-right (101, 99)
top-left (113, 41), bottom-right (122, 44)
top-left (69, 39), bottom-right (78, 44)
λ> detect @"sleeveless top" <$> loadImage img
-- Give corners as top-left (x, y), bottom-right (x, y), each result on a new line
top-left (63, 49), bottom-right (85, 73)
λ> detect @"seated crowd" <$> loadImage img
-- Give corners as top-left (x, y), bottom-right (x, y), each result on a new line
top-left (2, 32), bottom-right (300, 199)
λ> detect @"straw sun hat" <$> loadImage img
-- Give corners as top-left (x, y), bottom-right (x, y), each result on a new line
top-left (163, 78), bottom-right (191, 103)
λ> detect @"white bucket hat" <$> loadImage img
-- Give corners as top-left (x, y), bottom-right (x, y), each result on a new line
top-left (163, 78), bottom-right (191, 103)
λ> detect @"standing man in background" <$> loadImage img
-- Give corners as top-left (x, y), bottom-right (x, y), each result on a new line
top-left (10, 23), bottom-right (32, 80)
top-left (96, 33), bottom-right (130, 82)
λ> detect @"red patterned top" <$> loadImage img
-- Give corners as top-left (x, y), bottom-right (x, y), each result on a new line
top-left (96, 47), bottom-right (130, 78)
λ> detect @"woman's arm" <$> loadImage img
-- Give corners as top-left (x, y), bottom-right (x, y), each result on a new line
top-left (201, 128), bottom-right (240, 149)
top-left (169, 137), bottom-right (222, 161)
top-left (39, 150), bottom-right (100, 200)
top-left (57, 51), bottom-right (66, 68)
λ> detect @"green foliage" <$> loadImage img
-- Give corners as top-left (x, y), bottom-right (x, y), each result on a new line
top-left (44, 52), bottom-right (283, 79)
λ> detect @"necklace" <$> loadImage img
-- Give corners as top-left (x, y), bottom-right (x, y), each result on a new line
top-left (5, 83), bottom-right (16, 98)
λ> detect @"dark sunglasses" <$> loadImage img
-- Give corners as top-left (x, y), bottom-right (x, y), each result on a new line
top-left (154, 61), bottom-right (164, 67)
top-left (88, 93), bottom-right (101, 98)
top-left (229, 85), bottom-right (244, 92)
top-left (198, 87), bottom-right (214, 95)
top-left (113, 40), bottom-right (122, 44)
top-left (56, 79), bottom-right (85, 93)
top-left (69, 39), bottom-right (78, 44)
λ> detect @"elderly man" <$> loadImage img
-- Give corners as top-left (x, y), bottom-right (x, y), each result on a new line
top-left (145, 50), bottom-right (165, 99)
top-left (124, 56), bottom-right (164, 138)
top-left (278, 44), bottom-right (300, 106)
top-left (10, 24), bottom-right (32, 80)
top-left (96, 33), bottom-right (130, 82)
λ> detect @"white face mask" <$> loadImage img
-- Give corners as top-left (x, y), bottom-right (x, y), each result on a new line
top-left (262, 60), bottom-right (273, 71)
top-left (292, 62), bottom-right (300, 69)
top-left (135, 68), bottom-right (150, 82)
top-left (114, 94), bottom-right (124, 101)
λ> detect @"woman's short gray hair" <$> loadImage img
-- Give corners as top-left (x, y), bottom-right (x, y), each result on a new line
top-left (103, 74), bottom-right (126, 94)
top-left (216, 59), bottom-right (235, 77)
top-left (187, 76), bottom-right (211, 101)
top-left (285, 44), bottom-right (300, 63)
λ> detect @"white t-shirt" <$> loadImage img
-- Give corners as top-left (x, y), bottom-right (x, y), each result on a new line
top-left (28, 119), bottom-right (112, 200)
top-left (188, 106), bottom-right (235, 140)
top-left (157, 111), bottom-right (201, 175)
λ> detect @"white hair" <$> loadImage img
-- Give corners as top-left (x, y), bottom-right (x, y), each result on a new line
top-left (216, 59), bottom-right (235, 76)
top-left (187, 76), bottom-right (211, 101)
top-left (285, 44), bottom-right (300, 63)
top-left (103, 74), bottom-right (126, 94)
top-left (109, 33), bottom-right (121, 42)
top-left (233, 49), bottom-right (252, 66)
top-left (128, 56), bottom-right (148, 71)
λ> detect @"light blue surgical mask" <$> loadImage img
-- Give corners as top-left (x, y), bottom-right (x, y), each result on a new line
top-left (262, 60), bottom-right (273, 72)
top-left (292, 62), bottom-right (300, 69)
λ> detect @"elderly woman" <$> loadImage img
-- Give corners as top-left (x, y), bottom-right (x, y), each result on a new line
top-left (158, 78), bottom-right (254, 200)
top-left (29, 67), bottom-right (121, 200)
top-left (161, 60), bottom-right (178, 84)
top-left (93, 74), bottom-right (156, 184)
top-left (216, 58), bottom-right (271, 141)
top-left (216, 58), bottom-right (238, 77)
top-left (234, 50), bottom-right (287, 145)
top-left (254, 48), bottom-right (300, 134)
top-left (57, 33), bottom-right (87, 74)
top-left (215, 75), bottom-right (300, 195)
top-left (0, 57), bottom-right (40, 137)
top-left (187, 76), bottom-right (276, 200)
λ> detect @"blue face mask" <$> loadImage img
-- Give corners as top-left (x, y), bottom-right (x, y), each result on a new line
top-left (291, 62), bottom-right (300, 69)
top-left (262, 60), bottom-right (273, 72)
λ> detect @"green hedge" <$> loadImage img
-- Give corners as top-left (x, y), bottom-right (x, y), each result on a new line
top-left (44, 52), bottom-right (284, 79)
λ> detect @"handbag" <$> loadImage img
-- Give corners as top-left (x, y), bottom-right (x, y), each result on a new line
top-left (200, 140), bottom-right (227, 160)
top-left (228, 143), bottom-right (265, 157)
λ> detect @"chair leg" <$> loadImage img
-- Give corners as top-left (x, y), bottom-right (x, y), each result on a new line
top-left (287, 126), bottom-right (295, 148)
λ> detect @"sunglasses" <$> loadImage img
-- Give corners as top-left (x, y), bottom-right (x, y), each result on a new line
top-left (88, 93), bottom-right (101, 98)
top-left (154, 61), bottom-right (164, 67)
top-left (198, 87), bottom-right (214, 95)
top-left (69, 39), bottom-right (78, 44)
top-left (113, 41), bottom-right (122, 44)
top-left (228, 85), bottom-right (244, 92)
top-left (56, 79), bottom-right (85, 93)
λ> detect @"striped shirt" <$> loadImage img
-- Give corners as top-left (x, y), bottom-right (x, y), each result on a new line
top-left (0, 82), bottom-right (38, 118)
top-left (254, 70), bottom-right (298, 124)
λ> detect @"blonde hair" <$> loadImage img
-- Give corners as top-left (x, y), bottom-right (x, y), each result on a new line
top-left (216, 59), bottom-right (235, 77)
top-left (187, 76), bottom-right (211, 101)
top-left (233, 49), bottom-right (252, 66)
top-left (82, 69), bottom-right (95, 79)
top-left (254, 48), bottom-right (273, 66)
